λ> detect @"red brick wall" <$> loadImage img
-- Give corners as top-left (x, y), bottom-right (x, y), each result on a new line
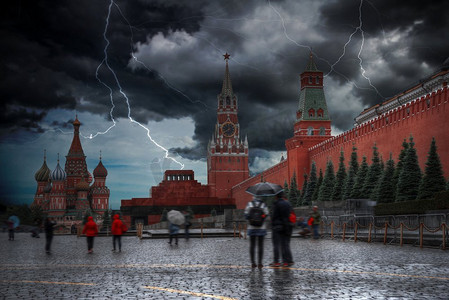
top-left (310, 87), bottom-right (449, 180)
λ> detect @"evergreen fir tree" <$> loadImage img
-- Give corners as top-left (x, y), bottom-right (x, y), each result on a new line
top-left (392, 139), bottom-right (409, 201)
top-left (288, 171), bottom-right (299, 207)
top-left (304, 162), bottom-right (318, 205)
top-left (350, 156), bottom-right (368, 199)
top-left (375, 153), bottom-right (396, 203)
top-left (331, 150), bottom-right (347, 201)
top-left (102, 209), bottom-right (112, 229)
top-left (318, 160), bottom-right (336, 201)
top-left (343, 145), bottom-right (359, 200)
top-left (312, 169), bottom-right (323, 202)
top-left (283, 180), bottom-right (290, 200)
top-left (362, 144), bottom-right (383, 199)
top-left (396, 136), bottom-right (422, 201)
top-left (418, 138), bottom-right (446, 199)
top-left (299, 173), bottom-right (308, 206)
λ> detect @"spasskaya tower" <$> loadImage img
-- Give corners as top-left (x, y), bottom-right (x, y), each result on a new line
top-left (207, 53), bottom-right (249, 198)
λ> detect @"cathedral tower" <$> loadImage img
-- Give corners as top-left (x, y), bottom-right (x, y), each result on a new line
top-left (207, 53), bottom-right (249, 198)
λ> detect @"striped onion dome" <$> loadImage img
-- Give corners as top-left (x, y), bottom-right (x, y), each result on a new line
top-left (35, 159), bottom-right (51, 182)
top-left (51, 160), bottom-right (67, 181)
top-left (93, 160), bottom-right (108, 177)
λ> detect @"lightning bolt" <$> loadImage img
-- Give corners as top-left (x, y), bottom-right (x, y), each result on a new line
top-left (94, 0), bottom-right (184, 169)
top-left (267, 0), bottom-right (385, 99)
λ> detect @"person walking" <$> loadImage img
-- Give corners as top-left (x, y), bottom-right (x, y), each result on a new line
top-left (183, 210), bottom-right (193, 240)
top-left (82, 216), bottom-right (98, 254)
top-left (311, 206), bottom-right (321, 239)
top-left (111, 214), bottom-right (126, 252)
top-left (168, 222), bottom-right (180, 245)
top-left (245, 196), bottom-right (269, 269)
top-left (269, 192), bottom-right (294, 267)
top-left (44, 217), bottom-right (56, 254)
top-left (7, 219), bottom-right (14, 241)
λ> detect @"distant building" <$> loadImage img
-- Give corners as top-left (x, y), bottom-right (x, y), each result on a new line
top-left (33, 117), bottom-right (110, 224)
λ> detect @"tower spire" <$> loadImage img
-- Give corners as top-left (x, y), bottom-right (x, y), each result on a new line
top-left (221, 52), bottom-right (233, 97)
top-left (305, 51), bottom-right (318, 72)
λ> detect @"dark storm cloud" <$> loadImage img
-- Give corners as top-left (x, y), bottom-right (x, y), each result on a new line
top-left (1, 0), bottom-right (448, 163)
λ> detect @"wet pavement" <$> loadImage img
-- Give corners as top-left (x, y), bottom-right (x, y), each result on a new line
top-left (1, 232), bottom-right (448, 299)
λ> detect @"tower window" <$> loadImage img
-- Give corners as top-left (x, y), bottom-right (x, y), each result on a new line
top-left (226, 96), bottom-right (230, 105)
top-left (308, 108), bottom-right (315, 117)
top-left (319, 127), bottom-right (325, 135)
top-left (309, 76), bottom-right (312, 84)
top-left (317, 108), bottom-right (324, 118)
top-left (307, 127), bottom-right (314, 136)
top-left (315, 76), bottom-right (320, 84)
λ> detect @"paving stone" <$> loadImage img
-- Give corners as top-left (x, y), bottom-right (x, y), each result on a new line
top-left (0, 232), bottom-right (448, 299)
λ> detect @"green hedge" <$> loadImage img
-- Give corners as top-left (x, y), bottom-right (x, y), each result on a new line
top-left (375, 191), bottom-right (449, 215)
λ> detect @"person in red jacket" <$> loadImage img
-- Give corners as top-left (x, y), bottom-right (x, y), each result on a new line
top-left (82, 216), bottom-right (98, 254)
top-left (111, 214), bottom-right (127, 252)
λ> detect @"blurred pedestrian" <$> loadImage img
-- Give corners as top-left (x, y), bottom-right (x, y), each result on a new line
top-left (245, 196), bottom-right (269, 269)
top-left (7, 215), bottom-right (19, 241)
top-left (310, 206), bottom-right (321, 239)
top-left (44, 217), bottom-right (56, 254)
top-left (168, 222), bottom-right (179, 245)
top-left (7, 219), bottom-right (14, 241)
top-left (183, 210), bottom-right (192, 240)
top-left (297, 216), bottom-right (311, 237)
top-left (111, 214), bottom-right (127, 252)
top-left (82, 216), bottom-right (98, 253)
top-left (269, 192), bottom-right (294, 267)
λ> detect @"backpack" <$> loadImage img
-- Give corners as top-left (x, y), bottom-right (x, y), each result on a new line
top-left (289, 209), bottom-right (297, 225)
top-left (248, 201), bottom-right (266, 227)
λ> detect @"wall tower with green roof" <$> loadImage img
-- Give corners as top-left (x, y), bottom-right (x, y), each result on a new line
top-left (286, 53), bottom-right (332, 182)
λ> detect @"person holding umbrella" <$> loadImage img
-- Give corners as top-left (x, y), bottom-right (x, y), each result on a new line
top-left (167, 210), bottom-right (185, 245)
top-left (245, 182), bottom-right (282, 269)
top-left (7, 215), bottom-right (20, 241)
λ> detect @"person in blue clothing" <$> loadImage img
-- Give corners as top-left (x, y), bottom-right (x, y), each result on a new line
top-left (269, 192), bottom-right (294, 267)
top-left (244, 196), bottom-right (269, 269)
top-left (168, 222), bottom-right (180, 245)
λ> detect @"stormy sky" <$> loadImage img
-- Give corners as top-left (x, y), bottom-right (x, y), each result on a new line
top-left (1, 0), bottom-right (448, 208)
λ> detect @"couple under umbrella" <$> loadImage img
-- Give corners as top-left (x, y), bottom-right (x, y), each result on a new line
top-left (245, 181), bottom-right (292, 269)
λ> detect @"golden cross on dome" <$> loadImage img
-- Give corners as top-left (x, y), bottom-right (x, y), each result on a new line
top-left (223, 52), bottom-right (230, 61)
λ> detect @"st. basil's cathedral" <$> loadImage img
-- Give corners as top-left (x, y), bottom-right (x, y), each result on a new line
top-left (33, 116), bottom-right (110, 223)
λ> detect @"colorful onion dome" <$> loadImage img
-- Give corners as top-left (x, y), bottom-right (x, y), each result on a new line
top-left (93, 160), bottom-right (108, 177)
top-left (43, 180), bottom-right (52, 193)
top-left (35, 159), bottom-right (51, 182)
top-left (51, 156), bottom-right (67, 181)
top-left (76, 178), bottom-right (90, 191)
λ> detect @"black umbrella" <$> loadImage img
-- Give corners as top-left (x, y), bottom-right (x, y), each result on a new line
top-left (245, 182), bottom-right (283, 197)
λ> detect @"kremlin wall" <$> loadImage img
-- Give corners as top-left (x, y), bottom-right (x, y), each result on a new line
top-left (121, 54), bottom-right (449, 227)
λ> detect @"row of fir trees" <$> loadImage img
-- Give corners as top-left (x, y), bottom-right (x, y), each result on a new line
top-left (284, 136), bottom-right (448, 207)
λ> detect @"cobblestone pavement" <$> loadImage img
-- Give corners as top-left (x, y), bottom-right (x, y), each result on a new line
top-left (1, 232), bottom-right (448, 299)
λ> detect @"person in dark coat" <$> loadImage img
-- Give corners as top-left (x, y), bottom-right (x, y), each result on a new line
top-left (244, 196), bottom-right (269, 269)
top-left (44, 217), bottom-right (56, 254)
top-left (82, 216), bottom-right (98, 253)
top-left (269, 192), bottom-right (294, 267)
top-left (183, 210), bottom-right (193, 240)
top-left (7, 219), bottom-right (14, 241)
top-left (111, 214), bottom-right (126, 252)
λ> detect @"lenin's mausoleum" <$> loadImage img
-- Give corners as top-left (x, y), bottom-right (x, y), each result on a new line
top-left (121, 53), bottom-right (449, 227)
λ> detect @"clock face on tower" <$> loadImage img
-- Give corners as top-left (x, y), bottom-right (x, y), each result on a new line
top-left (221, 122), bottom-right (236, 137)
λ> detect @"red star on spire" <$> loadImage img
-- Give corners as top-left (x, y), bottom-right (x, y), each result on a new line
top-left (223, 52), bottom-right (230, 60)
